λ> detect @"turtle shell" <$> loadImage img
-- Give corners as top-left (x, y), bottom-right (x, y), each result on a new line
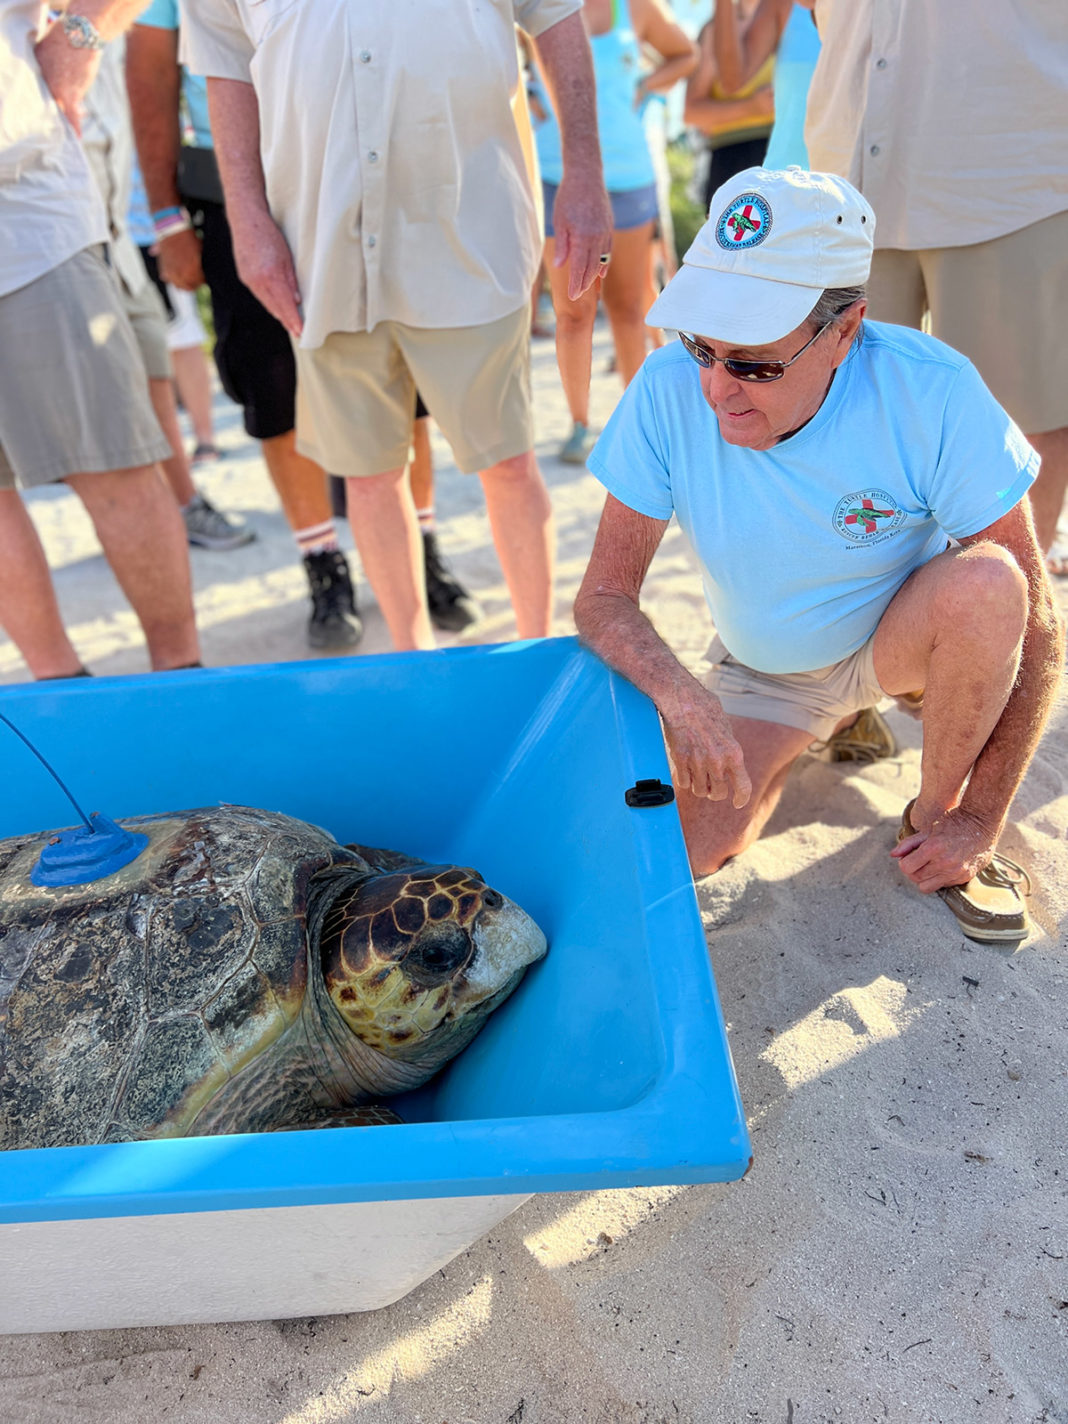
top-left (0, 806), bottom-right (358, 1149)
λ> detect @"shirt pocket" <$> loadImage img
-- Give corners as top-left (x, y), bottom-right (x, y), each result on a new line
top-left (242, 0), bottom-right (300, 46)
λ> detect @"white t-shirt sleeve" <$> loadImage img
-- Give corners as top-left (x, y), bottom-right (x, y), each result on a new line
top-left (587, 363), bottom-right (675, 521)
top-left (180, 0), bottom-right (254, 83)
top-left (926, 360), bottom-right (1039, 539)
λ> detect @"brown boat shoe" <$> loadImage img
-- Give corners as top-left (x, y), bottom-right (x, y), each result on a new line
top-left (897, 800), bottom-right (1032, 944)
top-left (817, 705), bottom-right (897, 764)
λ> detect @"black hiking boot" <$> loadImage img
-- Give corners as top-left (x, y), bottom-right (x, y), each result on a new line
top-left (303, 548), bottom-right (363, 649)
top-left (422, 530), bottom-right (482, 632)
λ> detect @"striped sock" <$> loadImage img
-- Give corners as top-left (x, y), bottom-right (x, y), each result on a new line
top-left (295, 520), bottom-right (340, 557)
top-left (416, 506), bottom-right (435, 534)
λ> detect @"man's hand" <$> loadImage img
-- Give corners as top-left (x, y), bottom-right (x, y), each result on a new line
top-left (660, 686), bottom-right (752, 808)
top-left (157, 228), bottom-right (205, 290)
top-left (551, 172), bottom-right (614, 300)
top-left (229, 207), bottom-right (303, 338)
top-left (891, 805), bottom-right (998, 893)
top-left (34, 23), bottom-right (100, 135)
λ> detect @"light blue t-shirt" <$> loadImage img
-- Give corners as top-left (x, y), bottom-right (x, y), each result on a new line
top-left (588, 322), bottom-right (1038, 674)
top-left (136, 0), bottom-right (213, 150)
top-left (763, 3), bottom-right (821, 171)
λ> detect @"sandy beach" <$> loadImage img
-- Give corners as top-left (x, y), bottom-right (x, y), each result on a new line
top-left (1, 326), bottom-right (1066, 1424)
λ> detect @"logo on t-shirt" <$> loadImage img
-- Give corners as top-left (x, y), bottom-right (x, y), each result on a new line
top-left (832, 490), bottom-right (907, 543)
top-left (715, 193), bottom-right (772, 250)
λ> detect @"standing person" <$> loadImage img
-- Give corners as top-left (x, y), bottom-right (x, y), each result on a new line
top-left (804, 0), bottom-right (1068, 576)
top-left (181, 1), bottom-right (614, 653)
top-left (125, 2), bottom-right (363, 649)
top-left (0, 0), bottom-right (200, 680)
top-left (711, 0), bottom-right (819, 171)
top-left (129, 157), bottom-right (221, 466)
top-left (574, 167), bottom-right (1063, 944)
top-left (537, 0), bottom-right (696, 464)
top-left (684, 4), bottom-right (775, 212)
top-left (82, 39), bottom-right (253, 551)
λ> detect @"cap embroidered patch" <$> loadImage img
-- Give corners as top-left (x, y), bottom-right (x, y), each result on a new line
top-left (715, 192), bottom-right (772, 250)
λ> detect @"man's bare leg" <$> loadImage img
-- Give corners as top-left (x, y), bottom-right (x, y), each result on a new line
top-left (677, 717), bottom-right (813, 878)
top-left (872, 542), bottom-right (1028, 831)
top-left (1026, 427), bottom-right (1068, 570)
top-left (478, 450), bottom-right (554, 640)
top-left (66, 466), bottom-right (200, 670)
top-left (0, 490), bottom-right (84, 678)
top-left (148, 375), bottom-right (197, 507)
top-left (261, 430), bottom-right (334, 531)
top-left (343, 468), bottom-right (435, 651)
top-left (170, 345), bottom-right (216, 452)
top-left (409, 416), bottom-right (433, 515)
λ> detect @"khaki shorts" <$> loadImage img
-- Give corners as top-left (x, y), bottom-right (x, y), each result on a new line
top-left (294, 305), bottom-right (534, 477)
top-left (704, 633), bottom-right (886, 741)
top-left (122, 275), bottom-right (172, 381)
top-left (867, 208), bottom-right (1068, 434)
top-left (0, 247), bottom-right (170, 490)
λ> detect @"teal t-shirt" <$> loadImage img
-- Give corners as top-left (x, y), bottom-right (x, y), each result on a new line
top-left (588, 322), bottom-right (1038, 674)
top-left (136, 0), bottom-right (213, 150)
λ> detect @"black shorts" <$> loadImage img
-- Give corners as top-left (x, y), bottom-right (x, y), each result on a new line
top-left (189, 200), bottom-right (296, 442)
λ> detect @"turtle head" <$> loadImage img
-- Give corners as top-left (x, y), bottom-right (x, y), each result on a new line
top-left (315, 863), bottom-right (546, 1063)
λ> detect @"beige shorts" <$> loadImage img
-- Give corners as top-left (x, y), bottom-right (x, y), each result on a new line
top-left (294, 305), bottom-right (534, 478)
top-left (0, 247), bottom-right (170, 490)
top-left (122, 275), bottom-right (172, 382)
top-left (704, 633), bottom-right (886, 741)
top-left (867, 208), bottom-right (1068, 434)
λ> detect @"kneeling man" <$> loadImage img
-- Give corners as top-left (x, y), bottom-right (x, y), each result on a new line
top-left (575, 168), bottom-right (1063, 943)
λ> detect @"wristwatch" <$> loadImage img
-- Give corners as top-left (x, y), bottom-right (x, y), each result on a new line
top-left (61, 12), bottom-right (106, 49)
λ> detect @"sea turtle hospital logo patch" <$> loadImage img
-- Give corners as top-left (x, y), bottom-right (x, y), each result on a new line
top-left (833, 490), bottom-right (907, 544)
top-left (716, 192), bottom-right (772, 250)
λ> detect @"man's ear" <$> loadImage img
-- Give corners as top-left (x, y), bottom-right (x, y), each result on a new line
top-left (831, 300), bottom-right (867, 367)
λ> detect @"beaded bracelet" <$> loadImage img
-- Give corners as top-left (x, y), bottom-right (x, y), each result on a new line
top-left (152, 206), bottom-right (193, 239)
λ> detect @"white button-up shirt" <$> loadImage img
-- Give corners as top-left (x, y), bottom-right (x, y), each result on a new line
top-left (82, 40), bottom-right (148, 297)
top-left (0, 0), bottom-right (107, 298)
top-left (181, 0), bottom-right (578, 349)
top-left (805, 0), bottom-right (1068, 251)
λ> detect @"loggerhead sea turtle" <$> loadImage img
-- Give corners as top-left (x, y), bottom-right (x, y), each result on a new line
top-left (0, 805), bottom-right (546, 1151)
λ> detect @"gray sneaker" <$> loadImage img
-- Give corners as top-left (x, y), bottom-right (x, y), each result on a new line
top-left (182, 493), bottom-right (256, 550)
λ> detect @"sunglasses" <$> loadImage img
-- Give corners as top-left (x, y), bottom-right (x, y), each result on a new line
top-left (679, 320), bottom-right (832, 383)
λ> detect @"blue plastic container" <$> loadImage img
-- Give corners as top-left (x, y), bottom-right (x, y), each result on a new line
top-left (0, 638), bottom-right (749, 1331)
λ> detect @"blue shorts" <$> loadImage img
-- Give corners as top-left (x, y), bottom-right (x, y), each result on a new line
top-left (542, 180), bottom-right (659, 240)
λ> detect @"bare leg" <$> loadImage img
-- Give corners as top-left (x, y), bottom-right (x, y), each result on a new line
top-left (148, 376), bottom-right (197, 507)
top-left (545, 234), bottom-right (599, 428)
top-left (66, 466), bottom-right (200, 670)
top-left (676, 716), bottom-right (813, 877)
top-left (601, 220), bottom-right (657, 386)
top-left (872, 542), bottom-right (1028, 829)
top-left (261, 430), bottom-right (333, 533)
top-left (1025, 426), bottom-right (1068, 567)
top-left (343, 468), bottom-right (435, 651)
top-left (409, 415), bottom-right (434, 515)
top-left (0, 490), bottom-right (83, 678)
top-left (170, 344), bottom-right (216, 451)
top-left (478, 450), bottom-right (554, 639)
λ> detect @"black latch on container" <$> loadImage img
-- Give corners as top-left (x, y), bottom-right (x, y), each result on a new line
top-left (625, 778), bottom-right (675, 808)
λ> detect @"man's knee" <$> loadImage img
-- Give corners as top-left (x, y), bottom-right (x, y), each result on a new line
top-left (484, 449), bottom-right (537, 481)
top-left (940, 542), bottom-right (1028, 635)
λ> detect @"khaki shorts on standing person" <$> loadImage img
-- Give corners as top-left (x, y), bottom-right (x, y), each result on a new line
top-left (867, 208), bottom-right (1068, 435)
top-left (0, 246), bottom-right (170, 491)
top-left (294, 305), bottom-right (534, 478)
top-left (703, 632), bottom-right (888, 742)
top-left (121, 274), bottom-right (173, 383)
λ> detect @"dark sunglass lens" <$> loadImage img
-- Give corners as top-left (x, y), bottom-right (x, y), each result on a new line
top-left (726, 360), bottom-right (783, 383)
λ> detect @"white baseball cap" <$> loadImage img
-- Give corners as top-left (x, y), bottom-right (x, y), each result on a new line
top-left (647, 167), bottom-right (876, 346)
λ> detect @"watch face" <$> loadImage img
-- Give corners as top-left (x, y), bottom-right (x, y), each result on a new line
top-left (63, 14), bottom-right (103, 48)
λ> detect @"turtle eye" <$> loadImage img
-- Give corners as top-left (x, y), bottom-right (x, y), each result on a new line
top-left (482, 889), bottom-right (504, 910)
top-left (404, 922), bottom-right (472, 986)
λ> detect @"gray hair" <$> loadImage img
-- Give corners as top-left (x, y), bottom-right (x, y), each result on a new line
top-left (806, 285), bottom-right (867, 337)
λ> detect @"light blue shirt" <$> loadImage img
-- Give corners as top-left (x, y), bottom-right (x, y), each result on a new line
top-left (588, 323), bottom-right (1037, 674)
top-left (136, 0), bottom-right (214, 150)
top-left (764, 3), bottom-right (820, 171)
